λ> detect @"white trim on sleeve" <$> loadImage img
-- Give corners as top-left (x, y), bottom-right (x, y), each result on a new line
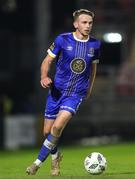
top-left (92, 59), bottom-right (99, 63)
top-left (47, 49), bottom-right (56, 58)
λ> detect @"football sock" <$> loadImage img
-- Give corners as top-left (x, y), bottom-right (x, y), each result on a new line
top-left (34, 159), bottom-right (42, 167)
top-left (36, 133), bottom-right (59, 163)
top-left (51, 151), bottom-right (59, 160)
top-left (50, 146), bottom-right (58, 154)
top-left (44, 134), bottom-right (58, 155)
top-left (50, 144), bottom-right (59, 160)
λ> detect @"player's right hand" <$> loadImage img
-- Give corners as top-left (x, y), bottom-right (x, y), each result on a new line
top-left (40, 77), bottom-right (52, 88)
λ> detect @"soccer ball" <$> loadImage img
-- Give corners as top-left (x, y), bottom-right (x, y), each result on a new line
top-left (84, 152), bottom-right (107, 175)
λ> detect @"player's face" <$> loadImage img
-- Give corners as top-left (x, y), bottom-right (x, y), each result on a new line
top-left (74, 14), bottom-right (93, 38)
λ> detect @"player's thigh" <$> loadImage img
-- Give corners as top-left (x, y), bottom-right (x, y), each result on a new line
top-left (43, 119), bottom-right (55, 135)
top-left (51, 110), bottom-right (72, 137)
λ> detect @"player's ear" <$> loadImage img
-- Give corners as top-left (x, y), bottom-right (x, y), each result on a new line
top-left (73, 21), bottom-right (78, 29)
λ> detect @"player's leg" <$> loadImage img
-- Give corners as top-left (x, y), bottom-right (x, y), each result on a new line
top-left (49, 110), bottom-right (72, 175)
top-left (26, 93), bottom-right (61, 175)
top-left (26, 118), bottom-right (58, 175)
top-left (43, 119), bottom-right (58, 159)
top-left (26, 95), bottom-right (82, 175)
top-left (34, 93), bottom-right (61, 164)
top-left (26, 131), bottom-right (59, 175)
top-left (43, 119), bottom-right (63, 176)
top-left (51, 110), bottom-right (72, 137)
top-left (43, 119), bottom-right (58, 152)
top-left (50, 95), bottom-right (83, 138)
top-left (26, 110), bottom-right (72, 174)
top-left (43, 119), bottom-right (54, 136)
top-left (49, 96), bottom-right (83, 175)
top-left (26, 119), bottom-right (54, 175)
top-left (26, 112), bottom-right (70, 176)
top-left (35, 111), bottom-right (71, 172)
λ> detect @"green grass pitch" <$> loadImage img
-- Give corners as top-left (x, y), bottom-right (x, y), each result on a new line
top-left (0, 142), bottom-right (135, 179)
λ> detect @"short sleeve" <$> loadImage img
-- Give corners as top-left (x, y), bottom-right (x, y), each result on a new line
top-left (47, 35), bottom-right (63, 58)
top-left (92, 40), bottom-right (101, 64)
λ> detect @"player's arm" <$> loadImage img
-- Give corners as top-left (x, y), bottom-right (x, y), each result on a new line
top-left (40, 54), bottom-right (54, 88)
top-left (86, 63), bottom-right (97, 100)
top-left (40, 35), bottom-right (62, 88)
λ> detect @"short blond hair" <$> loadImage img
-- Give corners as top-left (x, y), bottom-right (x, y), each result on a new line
top-left (73, 9), bottom-right (94, 21)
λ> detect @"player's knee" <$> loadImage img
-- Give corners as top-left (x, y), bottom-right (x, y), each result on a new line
top-left (43, 130), bottom-right (50, 137)
top-left (51, 126), bottom-right (62, 137)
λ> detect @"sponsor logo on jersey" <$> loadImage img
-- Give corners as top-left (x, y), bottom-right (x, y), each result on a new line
top-left (70, 58), bottom-right (86, 74)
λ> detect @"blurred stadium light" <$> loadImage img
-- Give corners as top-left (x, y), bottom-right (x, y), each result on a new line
top-left (103, 33), bottom-right (122, 43)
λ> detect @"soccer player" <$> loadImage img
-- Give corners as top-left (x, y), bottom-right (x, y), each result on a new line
top-left (26, 9), bottom-right (101, 176)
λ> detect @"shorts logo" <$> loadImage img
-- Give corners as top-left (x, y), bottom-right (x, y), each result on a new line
top-left (70, 58), bottom-right (86, 74)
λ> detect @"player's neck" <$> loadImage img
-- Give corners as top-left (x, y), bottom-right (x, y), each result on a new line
top-left (73, 32), bottom-right (89, 42)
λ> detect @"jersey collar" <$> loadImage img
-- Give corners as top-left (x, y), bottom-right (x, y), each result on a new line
top-left (73, 32), bottom-right (89, 42)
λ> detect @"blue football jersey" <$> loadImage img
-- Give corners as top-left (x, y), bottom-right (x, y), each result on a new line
top-left (47, 32), bottom-right (101, 98)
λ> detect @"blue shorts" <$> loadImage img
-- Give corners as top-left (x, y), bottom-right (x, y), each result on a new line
top-left (44, 93), bottom-right (83, 120)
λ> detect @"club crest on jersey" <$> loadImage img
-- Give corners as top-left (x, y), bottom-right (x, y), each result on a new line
top-left (88, 47), bottom-right (94, 57)
top-left (70, 58), bottom-right (86, 74)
